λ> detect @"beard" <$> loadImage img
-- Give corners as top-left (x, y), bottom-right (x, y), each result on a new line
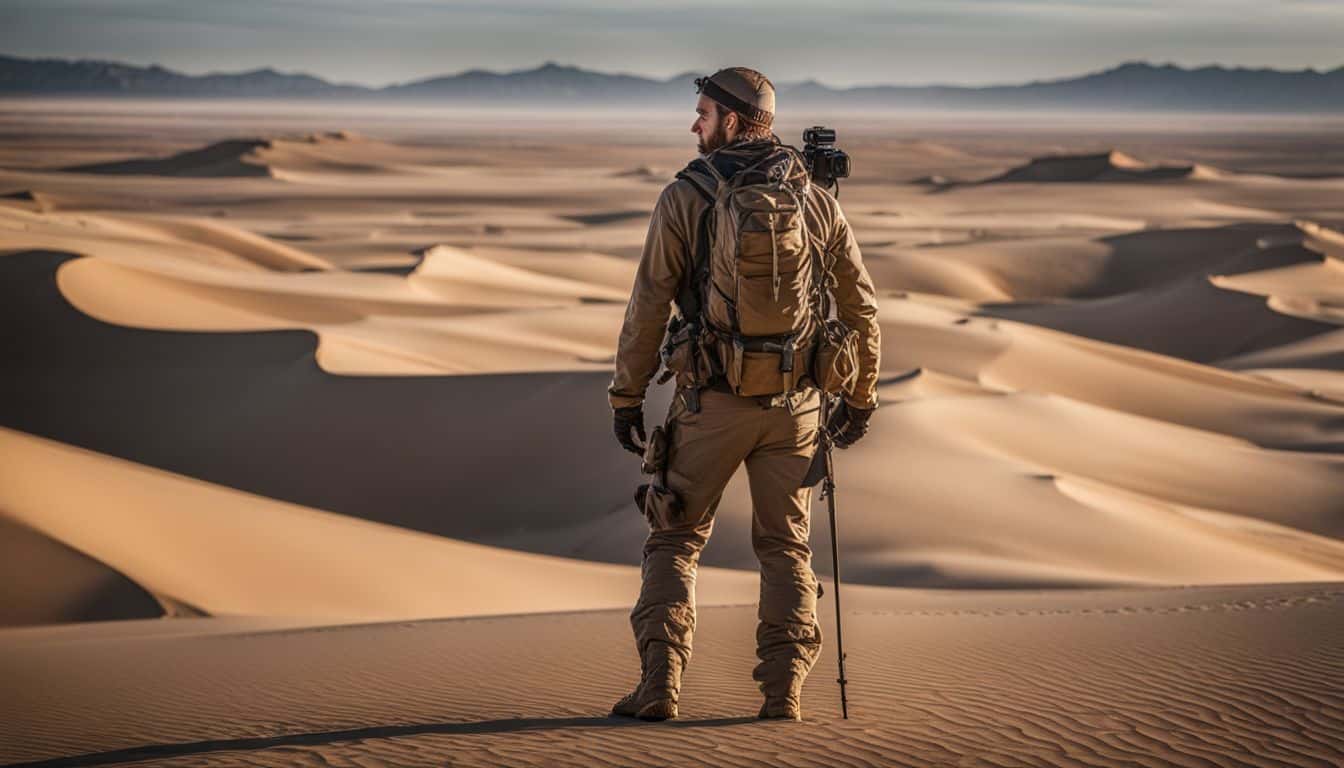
top-left (697, 122), bottom-right (729, 155)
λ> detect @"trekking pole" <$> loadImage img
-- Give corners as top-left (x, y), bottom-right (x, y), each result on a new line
top-left (820, 394), bottom-right (850, 719)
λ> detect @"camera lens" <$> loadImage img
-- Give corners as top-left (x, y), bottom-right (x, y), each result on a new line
top-left (833, 152), bottom-right (851, 179)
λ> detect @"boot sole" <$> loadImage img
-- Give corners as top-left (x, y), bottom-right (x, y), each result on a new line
top-left (635, 701), bottom-right (678, 721)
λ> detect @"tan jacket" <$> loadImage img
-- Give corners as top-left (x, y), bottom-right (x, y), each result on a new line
top-left (609, 172), bottom-right (880, 411)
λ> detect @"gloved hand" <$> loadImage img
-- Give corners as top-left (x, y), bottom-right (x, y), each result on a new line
top-left (613, 405), bottom-right (647, 456)
top-left (827, 401), bottom-right (874, 449)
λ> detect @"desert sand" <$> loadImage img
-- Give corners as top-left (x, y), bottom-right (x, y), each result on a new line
top-left (2, 100), bottom-right (1342, 766)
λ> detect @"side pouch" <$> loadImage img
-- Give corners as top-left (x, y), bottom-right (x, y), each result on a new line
top-left (811, 318), bottom-right (860, 396)
top-left (737, 350), bottom-right (789, 396)
top-left (660, 322), bottom-right (713, 389)
top-left (718, 336), bottom-right (744, 393)
top-left (634, 425), bottom-right (683, 528)
top-left (637, 482), bottom-right (684, 530)
top-left (640, 426), bottom-right (669, 475)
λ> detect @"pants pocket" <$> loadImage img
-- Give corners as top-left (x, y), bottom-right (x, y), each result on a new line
top-left (636, 483), bottom-right (684, 530)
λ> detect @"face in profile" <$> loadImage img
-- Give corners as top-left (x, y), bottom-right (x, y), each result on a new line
top-left (692, 94), bottom-right (730, 155)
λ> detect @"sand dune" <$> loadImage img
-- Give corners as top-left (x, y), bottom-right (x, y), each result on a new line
top-left (0, 515), bottom-right (163, 627)
top-left (985, 150), bottom-right (1213, 183)
top-left (4, 583), bottom-right (1341, 766)
top-left (2, 197), bottom-right (631, 372)
top-left (6, 247), bottom-right (1342, 592)
top-left (979, 222), bottom-right (1344, 364)
top-left (880, 299), bottom-right (1343, 450)
top-left (64, 138), bottom-right (279, 178)
top-left (56, 132), bottom-right (424, 180)
top-left (55, 250), bottom-right (625, 373)
top-left (0, 427), bottom-right (761, 624)
top-left (409, 243), bottom-right (628, 305)
top-left (1211, 220), bottom-right (1344, 326)
top-left (863, 223), bottom-right (1311, 303)
top-left (3, 107), bottom-right (1344, 767)
top-left (1221, 328), bottom-right (1344, 372)
top-left (0, 204), bottom-right (334, 271)
top-left (1, 249), bottom-right (645, 544)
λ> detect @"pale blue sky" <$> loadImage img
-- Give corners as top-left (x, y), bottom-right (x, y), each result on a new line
top-left (1, 0), bottom-right (1340, 87)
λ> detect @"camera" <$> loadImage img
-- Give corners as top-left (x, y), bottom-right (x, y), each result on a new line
top-left (802, 126), bottom-right (851, 191)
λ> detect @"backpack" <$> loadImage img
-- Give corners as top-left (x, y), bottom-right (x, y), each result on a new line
top-left (664, 143), bottom-right (858, 401)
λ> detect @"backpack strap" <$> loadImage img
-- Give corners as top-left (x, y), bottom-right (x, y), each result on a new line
top-left (673, 159), bottom-right (717, 322)
top-left (677, 159), bottom-right (717, 205)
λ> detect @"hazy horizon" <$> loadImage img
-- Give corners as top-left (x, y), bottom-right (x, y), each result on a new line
top-left (2, 0), bottom-right (1341, 89)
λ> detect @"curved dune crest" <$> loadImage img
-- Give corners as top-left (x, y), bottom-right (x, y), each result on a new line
top-left (1211, 221), bottom-right (1344, 326)
top-left (985, 150), bottom-right (1214, 183)
top-left (56, 132), bottom-right (407, 179)
top-left (0, 188), bottom-right (53, 212)
top-left (0, 428), bottom-right (760, 621)
top-left (881, 300), bottom-right (1344, 451)
top-left (11, 247), bottom-right (1343, 593)
top-left (1220, 327), bottom-right (1344, 372)
top-left (0, 204), bottom-right (335, 272)
top-left (866, 223), bottom-right (1308, 307)
top-left (0, 515), bottom-right (164, 627)
top-left (56, 254), bottom-right (624, 373)
top-left (409, 243), bottom-right (628, 305)
top-left (63, 139), bottom-right (278, 178)
top-left (983, 265), bottom-right (1338, 364)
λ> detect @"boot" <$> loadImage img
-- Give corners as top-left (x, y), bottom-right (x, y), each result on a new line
top-left (753, 655), bottom-right (809, 722)
top-left (610, 642), bottom-right (682, 721)
top-left (757, 696), bottom-right (802, 721)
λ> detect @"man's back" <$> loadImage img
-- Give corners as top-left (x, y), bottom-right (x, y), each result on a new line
top-left (610, 138), bottom-right (881, 412)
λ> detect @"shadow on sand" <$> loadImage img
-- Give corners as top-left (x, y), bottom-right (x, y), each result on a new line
top-left (10, 715), bottom-right (762, 768)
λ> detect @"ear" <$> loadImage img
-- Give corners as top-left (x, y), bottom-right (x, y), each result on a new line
top-left (723, 110), bottom-right (740, 138)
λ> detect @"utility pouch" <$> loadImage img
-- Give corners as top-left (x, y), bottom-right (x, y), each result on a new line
top-left (640, 425), bottom-right (669, 476)
top-left (811, 318), bottom-right (861, 396)
top-left (634, 425), bottom-right (682, 528)
top-left (717, 334), bottom-right (808, 397)
top-left (635, 482), bottom-right (684, 530)
top-left (660, 320), bottom-right (712, 389)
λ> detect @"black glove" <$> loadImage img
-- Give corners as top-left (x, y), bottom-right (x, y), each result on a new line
top-left (827, 401), bottom-right (874, 449)
top-left (613, 405), bottom-right (647, 456)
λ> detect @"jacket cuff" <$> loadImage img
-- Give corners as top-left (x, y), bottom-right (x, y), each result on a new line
top-left (609, 393), bottom-right (645, 410)
top-left (843, 394), bottom-right (878, 411)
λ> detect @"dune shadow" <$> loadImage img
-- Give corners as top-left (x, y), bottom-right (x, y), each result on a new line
top-left (0, 249), bottom-right (650, 550)
top-left (11, 715), bottom-right (759, 768)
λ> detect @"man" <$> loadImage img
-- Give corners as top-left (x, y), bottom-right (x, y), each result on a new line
top-left (608, 67), bottom-right (881, 722)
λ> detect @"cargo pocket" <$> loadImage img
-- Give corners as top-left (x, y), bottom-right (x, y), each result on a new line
top-left (738, 350), bottom-right (790, 396)
top-left (637, 482), bottom-right (684, 530)
top-left (634, 425), bottom-right (684, 529)
top-left (640, 426), bottom-right (670, 476)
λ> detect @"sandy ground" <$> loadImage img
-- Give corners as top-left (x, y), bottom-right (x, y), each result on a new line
top-left (4, 583), bottom-right (1342, 767)
top-left (2, 100), bottom-right (1342, 765)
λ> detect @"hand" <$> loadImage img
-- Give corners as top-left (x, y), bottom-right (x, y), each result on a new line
top-left (613, 405), bottom-right (647, 456)
top-left (827, 401), bottom-right (874, 449)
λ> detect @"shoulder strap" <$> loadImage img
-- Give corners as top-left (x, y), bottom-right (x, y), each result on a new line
top-left (673, 160), bottom-right (717, 321)
top-left (677, 158), bottom-right (718, 204)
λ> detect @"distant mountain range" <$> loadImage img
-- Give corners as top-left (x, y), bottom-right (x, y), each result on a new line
top-left (2, 53), bottom-right (1341, 112)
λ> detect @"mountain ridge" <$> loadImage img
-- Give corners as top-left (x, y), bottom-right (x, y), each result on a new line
top-left (2, 53), bottom-right (1341, 112)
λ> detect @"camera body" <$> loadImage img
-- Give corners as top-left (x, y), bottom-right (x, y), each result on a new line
top-left (802, 126), bottom-right (851, 190)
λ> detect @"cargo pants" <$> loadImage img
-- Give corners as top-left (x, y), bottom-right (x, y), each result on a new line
top-left (631, 386), bottom-right (824, 706)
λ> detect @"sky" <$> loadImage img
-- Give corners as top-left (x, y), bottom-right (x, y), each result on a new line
top-left (1, 0), bottom-right (1341, 88)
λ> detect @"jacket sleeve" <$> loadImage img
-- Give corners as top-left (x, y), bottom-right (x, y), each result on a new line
top-left (827, 206), bottom-right (881, 409)
top-left (608, 184), bottom-right (690, 409)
